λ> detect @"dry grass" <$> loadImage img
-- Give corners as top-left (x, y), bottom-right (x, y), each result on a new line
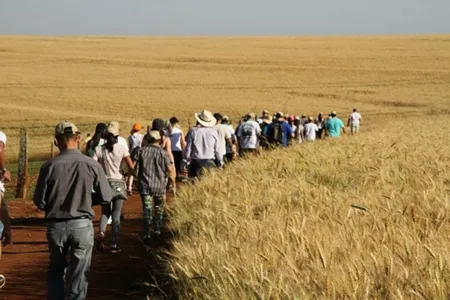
top-left (1, 35), bottom-right (450, 298)
top-left (1, 36), bottom-right (449, 161)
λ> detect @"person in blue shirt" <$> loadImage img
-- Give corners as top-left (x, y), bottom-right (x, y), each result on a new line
top-left (325, 111), bottom-right (346, 137)
top-left (268, 112), bottom-right (295, 147)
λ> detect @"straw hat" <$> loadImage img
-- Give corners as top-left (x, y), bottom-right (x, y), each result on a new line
top-left (195, 110), bottom-right (217, 127)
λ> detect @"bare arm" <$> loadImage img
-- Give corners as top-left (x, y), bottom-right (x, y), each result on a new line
top-left (123, 155), bottom-right (135, 174)
top-left (180, 132), bottom-right (187, 150)
top-left (168, 164), bottom-right (176, 187)
top-left (164, 138), bottom-right (175, 165)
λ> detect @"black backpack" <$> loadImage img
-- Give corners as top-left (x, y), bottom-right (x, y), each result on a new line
top-left (269, 122), bottom-right (284, 145)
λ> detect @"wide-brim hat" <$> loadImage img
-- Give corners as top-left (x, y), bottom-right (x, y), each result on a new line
top-left (195, 110), bottom-right (217, 127)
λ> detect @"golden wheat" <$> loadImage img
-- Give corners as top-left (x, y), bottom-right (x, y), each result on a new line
top-left (1, 35), bottom-right (450, 298)
top-left (1, 36), bottom-right (449, 161)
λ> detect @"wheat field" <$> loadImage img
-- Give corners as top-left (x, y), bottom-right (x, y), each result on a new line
top-left (1, 36), bottom-right (450, 298)
top-left (1, 36), bottom-right (449, 160)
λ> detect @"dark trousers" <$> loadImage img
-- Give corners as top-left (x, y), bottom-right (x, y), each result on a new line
top-left (224, 153), bottom-right (234, 163)
top-left (317, 129), bottom-right (324, 139)
top-left (172, 151), bottom-right (183, 173)
top-left (188, 159), bottom-right (217, 178)
top-left (0, 193), bottom-right (11, 243)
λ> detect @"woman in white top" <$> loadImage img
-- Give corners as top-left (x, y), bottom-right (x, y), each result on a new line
top-left (93, 121), bottom-right (134, 253)
top-left (168, 117), bottom-right (186, 175)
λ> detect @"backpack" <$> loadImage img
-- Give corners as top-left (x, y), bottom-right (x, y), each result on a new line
top-left (269, 122), bottom-right (284, 145)
top-left (130, 146), bottom-right (142, 162)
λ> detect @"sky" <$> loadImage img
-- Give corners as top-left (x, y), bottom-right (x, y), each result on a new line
top-left (0, 0), bottom-right (449, 36)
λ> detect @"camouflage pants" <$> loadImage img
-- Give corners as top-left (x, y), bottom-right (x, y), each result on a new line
top-left (140, 194), bottom-right (165, 236)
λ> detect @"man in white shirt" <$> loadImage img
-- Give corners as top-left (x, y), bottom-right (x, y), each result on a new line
top-left (237, 112), bottom-right (261, 157)
top-left (213, 113), bottom-right (233, 162)
top-left (183, 110), bottom-right (222, 178)
top-left (348, 108), bottom-right (362, 135)
top-left (304, 117), bottom-right (319, 141)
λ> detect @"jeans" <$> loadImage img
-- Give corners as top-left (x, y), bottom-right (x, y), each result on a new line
top-left (0, 220), bottom-right (3, 237)
top-left (140, 194), bottom-right (165, 236)
top-left (47, 218), bottom-right (94, 300)
top-left (99, 199), bottom-right (124, 245)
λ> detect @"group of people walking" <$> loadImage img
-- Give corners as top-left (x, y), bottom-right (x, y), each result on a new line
top-left (0, 107), bottom-right (362, 299)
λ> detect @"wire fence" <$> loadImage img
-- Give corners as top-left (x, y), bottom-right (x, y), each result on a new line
top-left (4, 128), bottom-right (59, 201)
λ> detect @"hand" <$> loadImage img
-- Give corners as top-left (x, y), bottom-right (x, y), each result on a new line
top-left (2, 170), bottom-right (11, 182)
top-left (172, 186), bottom-right (177, 196)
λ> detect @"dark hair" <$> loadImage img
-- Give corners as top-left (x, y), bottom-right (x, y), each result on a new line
top-left (213, 113), bottom-right (222, 122)
top-left (104, 132), bottom-right (118, 152)
top-left (353, 108), bottom-right (357, 112)
top-left (87, 123), bottom-right (107, 152)
top-left (169, 117), bottom-right (179, 125)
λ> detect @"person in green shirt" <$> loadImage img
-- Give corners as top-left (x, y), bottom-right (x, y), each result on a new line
top-left (325, 111), bottom-right (346, 137)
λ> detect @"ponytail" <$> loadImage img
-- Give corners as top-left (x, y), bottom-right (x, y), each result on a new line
top-left (104, 132), bottom-right (118, 152)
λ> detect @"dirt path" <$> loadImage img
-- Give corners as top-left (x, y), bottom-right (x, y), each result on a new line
top-left (1, 195), bottom-right (175, 300)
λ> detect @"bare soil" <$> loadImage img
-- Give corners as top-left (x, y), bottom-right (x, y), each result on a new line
top-left (1, 195), bottom-right (175, 299)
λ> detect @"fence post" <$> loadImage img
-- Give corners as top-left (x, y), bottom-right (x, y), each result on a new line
top-left (16, 128), bottom-right (28, 199)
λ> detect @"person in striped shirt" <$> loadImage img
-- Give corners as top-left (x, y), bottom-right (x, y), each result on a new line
top-left (138, 130), bottom-right (176, 243)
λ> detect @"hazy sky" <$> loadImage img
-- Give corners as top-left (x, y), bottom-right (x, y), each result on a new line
top-left (0, 0), bottom-right (449, 36)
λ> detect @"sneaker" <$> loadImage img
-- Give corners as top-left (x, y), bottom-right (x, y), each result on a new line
top-left (96, 232), bottom-right (105, 252)
top-left (0, 274), bottom-right (5, 289)
top-left (110, 245), bottom-right (122, 253)
top-left (107, 216), bottom-right (112, 225)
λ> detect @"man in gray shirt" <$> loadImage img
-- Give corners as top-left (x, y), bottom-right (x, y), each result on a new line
top-left (33, 121), bottom-right (112, 300)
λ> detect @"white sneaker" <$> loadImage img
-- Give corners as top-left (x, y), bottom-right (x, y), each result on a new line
top-left (107, 216), bottom-right (112, 225)
top-left (0, 275), bottom-right (5, 289)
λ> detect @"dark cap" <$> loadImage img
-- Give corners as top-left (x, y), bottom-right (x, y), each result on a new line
top-left (151, 118), bottom-right (165, 131)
